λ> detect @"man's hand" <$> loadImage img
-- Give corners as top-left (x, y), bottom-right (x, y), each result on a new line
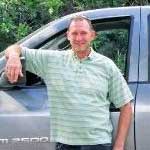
top-left (5, 52), bottom-right (23, 83)
top-left (4, 44), bottom-right (23, 83)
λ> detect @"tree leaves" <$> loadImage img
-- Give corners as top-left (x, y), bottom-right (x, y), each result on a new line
top-left (0, 0), bottom-right (150, 52)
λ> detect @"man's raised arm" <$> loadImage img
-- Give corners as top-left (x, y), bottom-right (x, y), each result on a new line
top-left (5, 44), bottom-right (23, 83)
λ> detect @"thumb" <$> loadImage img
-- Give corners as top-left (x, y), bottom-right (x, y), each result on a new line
top-left (19, 70), bottom-right (24, 77)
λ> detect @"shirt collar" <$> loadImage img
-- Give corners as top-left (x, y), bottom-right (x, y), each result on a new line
top-left (71, 47), bottom-right (96, 61)
top-left (88, 48), bottom-right (96, 60)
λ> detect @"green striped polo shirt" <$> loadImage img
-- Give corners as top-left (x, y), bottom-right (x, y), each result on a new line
top-left (22, 47), bottom-right (133, 145)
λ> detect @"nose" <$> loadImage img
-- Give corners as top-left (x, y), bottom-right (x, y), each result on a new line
top-left (75, 34), bottom-right (82, 41)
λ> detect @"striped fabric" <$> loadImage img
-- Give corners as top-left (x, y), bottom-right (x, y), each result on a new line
top-left (22, 47), bottom-right (133, 145)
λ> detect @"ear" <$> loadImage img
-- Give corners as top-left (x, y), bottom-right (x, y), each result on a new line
top-left (91, 31), bottom-right (96, 40)
top-left (66, 31), bottom-right (70, 41)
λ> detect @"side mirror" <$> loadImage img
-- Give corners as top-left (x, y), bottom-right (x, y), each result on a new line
top-left (0, 57), bottom-right (26, 88)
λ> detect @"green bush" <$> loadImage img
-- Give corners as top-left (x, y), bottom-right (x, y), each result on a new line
top-left (0, 0), bottom-right (52, 51)
top-left (1, 0), bottom-right (149, 52)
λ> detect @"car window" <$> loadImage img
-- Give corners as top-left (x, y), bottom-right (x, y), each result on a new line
top-left (40, 17), bottom-right (130, 77)
top-left (93, 17), bottom-right (130, 78)
top-left (93, 28), bottom-right (129, 76)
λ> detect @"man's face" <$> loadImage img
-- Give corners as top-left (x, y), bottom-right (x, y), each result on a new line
top-left (67, 20), bottom-right (95, 52)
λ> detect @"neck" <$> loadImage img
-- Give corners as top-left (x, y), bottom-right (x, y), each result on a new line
top-left (74, 49), bottom-right (91, 59)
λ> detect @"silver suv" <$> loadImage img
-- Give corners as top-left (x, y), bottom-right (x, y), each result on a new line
top-left (0, 6), bottom-right (149, 150)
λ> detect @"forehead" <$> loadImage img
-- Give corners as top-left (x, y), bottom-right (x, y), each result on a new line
top-left (68, 20), bottom-right (91, 31)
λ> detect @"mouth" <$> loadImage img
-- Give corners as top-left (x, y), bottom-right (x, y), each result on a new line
top-left (74, 42), bottom-right (86, 46)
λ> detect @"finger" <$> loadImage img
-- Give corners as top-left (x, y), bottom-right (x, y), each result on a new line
top-left (5, 57), bottom-right (22, 83)
top-left (5, 66), bottom-right (12, 82)
top-left (6, 65), bottom-right (12, 82)
top-left (19, 69), bottom-right (24, 77)
top-left (4, 66), bottom-right (8, 75)
top-left (5, 61), bottom-right (13, 82)
top-left (13, 68), bottom-right (21, 82)
top-left (10, 67), bottom-right (16, 83)
top-left (9, 67), bottom-right (20, 83)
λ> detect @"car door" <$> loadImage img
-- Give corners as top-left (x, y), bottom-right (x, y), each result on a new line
top-left (135, 6), bottom-right (150, 150)
top-left (0, 63), bottom-right (55, 150)
top-left (0, 7), bottom-right (140, 150)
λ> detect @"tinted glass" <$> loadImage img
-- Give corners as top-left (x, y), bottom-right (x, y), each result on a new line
top-left (93, 29), bottom-right (128, 75)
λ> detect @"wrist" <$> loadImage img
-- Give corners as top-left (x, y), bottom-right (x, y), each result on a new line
top-left (5, 44), bottom-right (21, 59)
top-left (7, 52), bottom-right (20, 59)
top-left (113, 141), bottom-right (124, 149)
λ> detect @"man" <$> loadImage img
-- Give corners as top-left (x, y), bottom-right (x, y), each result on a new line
top-left (4, 16), bottom-right (133, 150)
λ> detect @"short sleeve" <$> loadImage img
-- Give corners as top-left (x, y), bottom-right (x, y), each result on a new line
top-left (21, 47), bottom-right (50, 78)
top-left (108, 60), bottom-right (133, 108)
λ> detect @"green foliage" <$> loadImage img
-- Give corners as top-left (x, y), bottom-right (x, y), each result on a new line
top-left (1, 0), bottom-right (150, 53)
top-left (123, 0), bottom-right (150, 6)
top-left (92, 29), bottom-right (128, 73)
top-left (0, 0), bottom-right (51, 51)
top-left (44, 0), bottom-right (64, 18)
top-left (16, 23), bottom-right (30, 41)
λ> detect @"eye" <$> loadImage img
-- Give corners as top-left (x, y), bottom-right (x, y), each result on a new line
top-left (80, 31), bottom-right (87, 35)
top-left (71, 32), bottom-right (78, 36)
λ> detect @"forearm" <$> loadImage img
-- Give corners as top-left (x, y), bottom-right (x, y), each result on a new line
top-left (5, 44), bottom-right (21, 59)
top-left (113, 102), bottom-right (132, 150)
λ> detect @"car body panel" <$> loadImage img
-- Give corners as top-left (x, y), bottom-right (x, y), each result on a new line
top-left (135, 83), bottom-right (150, 150)
top-left (139, 6), bottom-right (149, 82)
top-left (135, 6), bottom-right (150, 150)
